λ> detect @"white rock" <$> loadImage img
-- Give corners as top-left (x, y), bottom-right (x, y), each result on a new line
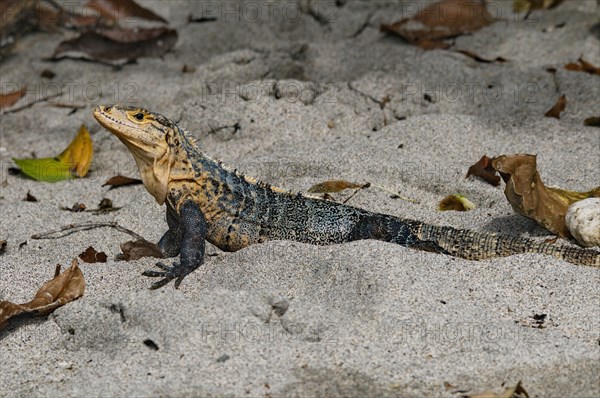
top-left (565, 198), bottom-right (600, 247)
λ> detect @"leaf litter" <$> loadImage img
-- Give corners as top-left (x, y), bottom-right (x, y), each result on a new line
top-left (492, 154), bottom-right (599, 238)
top-left (0, 259), bottom-right (85, 329)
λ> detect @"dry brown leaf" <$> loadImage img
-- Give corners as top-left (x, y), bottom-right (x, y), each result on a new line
top-left (544, 94), bottom-right (566, 119)
top-left (583, 116), bottom-right (600, 127)
top-left (466, 155), bottom-right (500, 186)
top-left (492, 154), bottom-right (600, 238)
top-left (439, 194), bottom-right (475, 211)
top-left (381, 0), bottom-right (494, 48)
top-left (564, 57), bottom-right (600, 75)
top-left (468, 380), bottom-right (529, 398)
top-left (119, 239), bottom-right (164, 261)
top-left (79, 246), bottom-right (108, 263)
top-left (0, 259), bottom-right (85, 329)
top-left (86, 0), bottom-right (167, 23)
top-left (0, 87), bottom-right (26, 109)
top-left (307, 180), bottom-right (365, 193)
top-left (50, 27), bottom-right (177, 66)
top-left (103, 175), bottom-right (143, 189)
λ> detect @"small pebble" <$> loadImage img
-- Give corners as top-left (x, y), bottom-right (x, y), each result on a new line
top-left (565, 198), bottom-right (600, 247)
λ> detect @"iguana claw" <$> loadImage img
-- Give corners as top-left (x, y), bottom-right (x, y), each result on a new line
top-left (143, 261), bottom-right (192, 289)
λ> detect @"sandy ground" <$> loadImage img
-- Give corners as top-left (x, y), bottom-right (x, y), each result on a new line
top-left (1, 1), bottom-right (599, 397)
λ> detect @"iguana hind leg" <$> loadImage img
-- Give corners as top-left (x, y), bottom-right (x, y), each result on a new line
top-left (143, 200), bottom-right (208, 289)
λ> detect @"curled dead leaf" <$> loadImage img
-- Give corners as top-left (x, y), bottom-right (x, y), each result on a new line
top-left (0, 259), bottom-right (85, 329)
top-left (492, 154), bottom-right (600, 238)
top-left (119, 239), bottom-right (164, 261)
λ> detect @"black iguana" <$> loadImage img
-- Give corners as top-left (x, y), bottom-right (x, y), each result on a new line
top-left (93, 105), bottom-right (600, 289)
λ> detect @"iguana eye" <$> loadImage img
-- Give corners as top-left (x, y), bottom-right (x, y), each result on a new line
top-left (134, 113), bottom-right (144, 121)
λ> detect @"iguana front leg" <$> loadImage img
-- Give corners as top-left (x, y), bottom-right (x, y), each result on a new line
top-left (143, 200), bottom-right (208, 289)
top-left (157, 204), bottom-right (183, 258)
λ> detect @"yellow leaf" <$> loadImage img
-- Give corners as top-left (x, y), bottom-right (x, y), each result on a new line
top-left (57, 124), bottom-right (93, 177)
top-left (12, 124), bottom-right (93, 182)
top-left (439, 194), bottom-right (475, 211)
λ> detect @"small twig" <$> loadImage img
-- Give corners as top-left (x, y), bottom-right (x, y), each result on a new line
top-left (369, 183), bottom-right (419, 203)
top-left (48, 102), bottom-right (87, 109)
top-left (342, 183), bottom-right (370, 204)
top-left (32, 222), bottom-right (144, 241)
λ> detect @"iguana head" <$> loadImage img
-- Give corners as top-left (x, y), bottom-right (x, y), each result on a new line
top-left (93, 105), bottom-right (177, 205)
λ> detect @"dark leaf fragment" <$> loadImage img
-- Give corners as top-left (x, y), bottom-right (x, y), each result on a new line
top-left (0, 240), bottom-right (6, 255)
top-left (466, 155), bottom-right (500, 186)
top-left (182, 64), bottom-right (196, 73)
top-left (79, 246), bottom-right (108, 263)
top-left (544, 94), bottom-right (566, 119)
top-left (583, 116), bottom-right (600, 127)
top-left (103, 175), bottom-right (143, 189)
top-left (24, 191), bottom-right (38, 202)
top-left (40, 69), bottom-right (56, 79)
top-left (188, 14), bottom-right (218, 23)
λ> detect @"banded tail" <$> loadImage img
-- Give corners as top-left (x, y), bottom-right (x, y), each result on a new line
top-left (348, 213), bottom-right (600, 267)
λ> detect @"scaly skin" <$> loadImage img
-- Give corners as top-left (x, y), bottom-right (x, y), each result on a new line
top-left (93, 105), bottom-right (600, 289)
